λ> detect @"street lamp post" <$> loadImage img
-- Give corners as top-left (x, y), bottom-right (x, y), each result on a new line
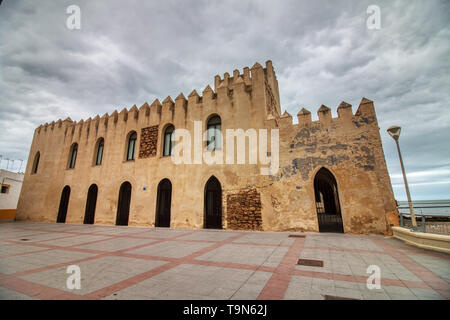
top-left (387, 126), bottom-right (418, 231)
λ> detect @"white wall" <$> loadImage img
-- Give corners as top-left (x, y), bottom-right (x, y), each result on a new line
top-left (0, 169), bottom-right (24, 209)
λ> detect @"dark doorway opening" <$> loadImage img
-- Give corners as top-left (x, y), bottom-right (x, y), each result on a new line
top-left (57, 185), bottom-right (71, 223)
top-left (204, 176), bottom-right (222, 229)
top-left (314, 168), bottom-right (344, 233)
top-left (84, 184), bottom-right (98, 224)
top-left (116, 181), bottom-right (132, 226)
top-left (155, 179), bottom-right (172, 227)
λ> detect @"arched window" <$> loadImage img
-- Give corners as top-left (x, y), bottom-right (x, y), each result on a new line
top-left (95, 138), bottom-right (104, 165)
top-left (32, 151), bottom-right (40, 174)
top-left (207, 115), bottom-right (221, 150)
top-left (69, 143), bottom-right (78, 169)
top-left (126, 131), bottom-right (137, 161)
top-left (163, 125), bottom-right (174, 156)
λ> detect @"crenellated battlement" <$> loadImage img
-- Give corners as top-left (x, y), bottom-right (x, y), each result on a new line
top-left (34, 60), bottom-right (283, 137)
top-left (48, 97), bottom-right (376, 141)
top-left (268, 97), bottom-right (378, 132)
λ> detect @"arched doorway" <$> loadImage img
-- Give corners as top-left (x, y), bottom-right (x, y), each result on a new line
top-left (155, 179), bottom-right (172, 227)
top-left (57, 185), bottom-right (71, 223)
top-left (116, 181), bottom-right (132, 226)
top-left (314, 168), bottom-right (344, 233)
top-left (83, 184), bottom-right (98, 224)
top-left (204, 176), bottom-right (222, 229)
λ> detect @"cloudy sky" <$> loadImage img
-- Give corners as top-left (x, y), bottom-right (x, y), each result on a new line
top-left (0, 0), bottom-right (449, 200)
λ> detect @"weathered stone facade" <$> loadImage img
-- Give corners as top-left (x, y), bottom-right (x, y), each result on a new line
top-left (139, 125), bottom-right (159, 158)
top-left (16, 60), bottom-right (399, 234)
top-left (226, 188), bottom-right (263, 231)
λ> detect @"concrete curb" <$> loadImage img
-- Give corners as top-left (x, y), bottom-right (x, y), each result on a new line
top-left (392, 226), bottom-right (450, 254)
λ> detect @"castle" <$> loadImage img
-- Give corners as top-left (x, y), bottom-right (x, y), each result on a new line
top-left (16, 61), bottom-right (399, 234)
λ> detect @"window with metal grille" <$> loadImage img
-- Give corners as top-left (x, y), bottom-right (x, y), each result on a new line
top-left (95, 138), bottom-right (104, 165)
top-left (126, 132), bottom-right (137, 161)
top-left (163, 125), bottom-right (174, 156)
top-left (69, 143), bottom-right (78, 169)
top-left (206, 115), bottom-right (221, 150)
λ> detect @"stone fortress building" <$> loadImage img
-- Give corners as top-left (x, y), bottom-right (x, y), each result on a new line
top-left (16, 61), bottom-right (399, 234)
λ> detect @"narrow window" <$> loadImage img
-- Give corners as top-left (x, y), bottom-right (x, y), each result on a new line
top-left (207, 115), bottom-right (221, 150)
top-left (127, 132), bottom-right (137, 161)
top-left (95, 138), bottom-right (104, 165)
top-left (163, 125), bottom-right (174, 156)
top-left (69, 143), bottom-right (78, 169)
top-left (32, 152), bottom-right (40, 174)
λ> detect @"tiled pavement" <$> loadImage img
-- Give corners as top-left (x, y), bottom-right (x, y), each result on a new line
top-left (0, 221), bottom-right (448, 300)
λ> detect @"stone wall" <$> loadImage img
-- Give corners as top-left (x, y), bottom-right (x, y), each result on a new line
top-left (226, 188), bottom-right (263, 231)
top-left (15, 60), bottom-right (398, 235)
top-left (139, 125), bottom-right (158, 158)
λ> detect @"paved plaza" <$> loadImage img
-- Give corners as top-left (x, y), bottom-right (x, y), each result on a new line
top-left (0, 221), bottom-right (448, 300)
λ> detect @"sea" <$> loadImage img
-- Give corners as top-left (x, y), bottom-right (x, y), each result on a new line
top-left (397, 200), bottom-right (450, 217)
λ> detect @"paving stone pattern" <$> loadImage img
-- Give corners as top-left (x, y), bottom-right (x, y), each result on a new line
top-left (0, 222), bottom-right (448, 300)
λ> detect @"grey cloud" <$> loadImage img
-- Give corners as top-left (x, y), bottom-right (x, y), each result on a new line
top-left (0, 0), bottom-right (449, 199)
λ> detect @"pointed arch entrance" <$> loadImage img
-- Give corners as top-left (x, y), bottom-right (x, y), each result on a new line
top-left (83, 184), bottom-right (98, 224)
top-left (155, 179), bottom-right (172, 227)
top-left (57, 185), bottom-right (71, 223)
top-left (314, 168), bottom-right (344, 233)
top-left (204, 176), bottom-right (222, 229)
top-left (116, 181), bottom-right (132, 226)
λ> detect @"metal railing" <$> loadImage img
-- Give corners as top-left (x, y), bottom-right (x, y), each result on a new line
top-left (398, 207), bottom-right (450, 235)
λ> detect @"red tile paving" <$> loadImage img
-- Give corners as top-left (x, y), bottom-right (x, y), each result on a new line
top-left (371, 237), bottom-right (450, 299)
top-left (0, 222), bottom-right (448, 300)
top-left (258, 238), bottom-right (305, 299)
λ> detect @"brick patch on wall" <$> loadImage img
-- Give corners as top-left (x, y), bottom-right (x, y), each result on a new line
top-left (226, 188), bottom-right (263, 231)
top-left (139, 125), bottom-right (159, 158)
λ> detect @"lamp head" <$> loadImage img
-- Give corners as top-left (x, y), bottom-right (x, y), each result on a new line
top-left (387, 126), bottom-right (401, 140)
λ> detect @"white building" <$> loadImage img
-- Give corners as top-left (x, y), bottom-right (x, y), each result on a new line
top-left (0, 169), bottom-right (24, 220)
